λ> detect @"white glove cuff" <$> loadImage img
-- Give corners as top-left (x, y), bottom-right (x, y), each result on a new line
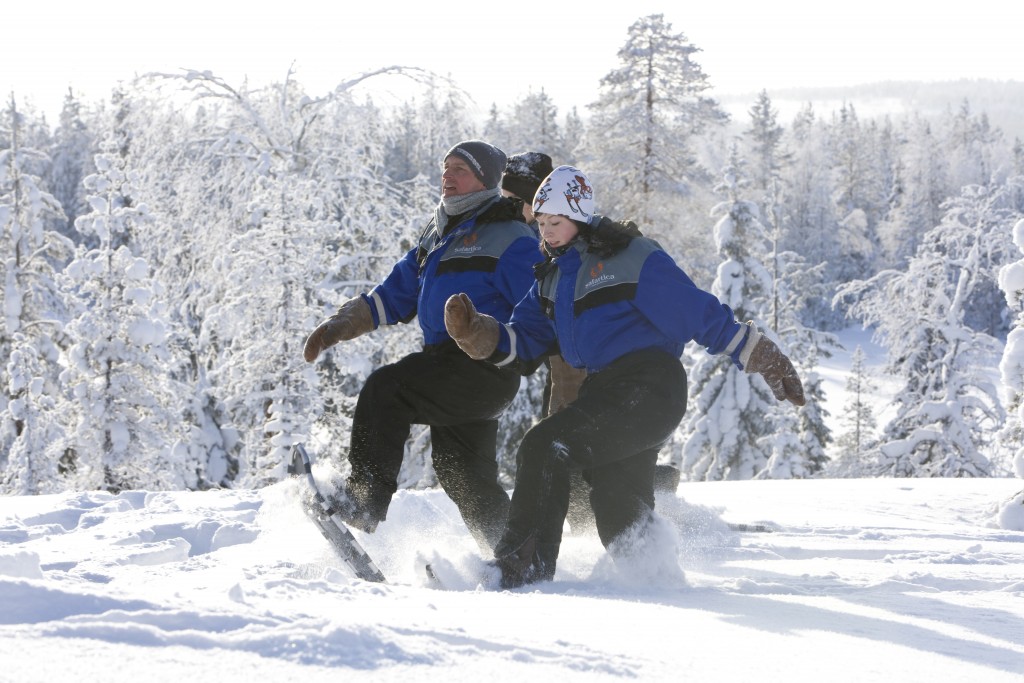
top-left (738, 323), bottom-right (762, 371)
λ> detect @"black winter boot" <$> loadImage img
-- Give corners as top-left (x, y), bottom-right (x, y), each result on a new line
top-left (491, 534), bottom-right (558, 589)
top-left (654, 464), bottom-right (681, 493)
top-left (324, 479), bottom-right (383, 533)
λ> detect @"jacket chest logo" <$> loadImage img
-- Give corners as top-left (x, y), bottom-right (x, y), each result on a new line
top-left (451, 232), bottom-right (483, 255)
top-left (585, 261), bottom-right (615, 289)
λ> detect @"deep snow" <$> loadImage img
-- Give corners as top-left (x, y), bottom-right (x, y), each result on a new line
top-left (1, 475), bottom-right (1022, 682)
top-left (1, 328), bottom-right (1023, 682)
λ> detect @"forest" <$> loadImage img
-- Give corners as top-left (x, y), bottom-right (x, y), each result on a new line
top-left (2, 15), bottom-right (1023, 494)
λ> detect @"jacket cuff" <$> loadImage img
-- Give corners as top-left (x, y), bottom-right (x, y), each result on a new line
top-left (737, 323), bottom-right (762, 371)
top-left (487, 324), bottom-right (518, 367)
top-left (364, 290), bottom-right (385, 329)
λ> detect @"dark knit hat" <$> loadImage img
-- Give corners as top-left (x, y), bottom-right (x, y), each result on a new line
top-left (501, 152), bottom-right (555, 202)
top-left (444, 140), bottom-right (507, 189)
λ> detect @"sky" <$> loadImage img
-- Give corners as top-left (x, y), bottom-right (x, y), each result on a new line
top-left (6, 1), bottom-right (1023, 124)
top-left (2, 328), bottom-right (1023, 682)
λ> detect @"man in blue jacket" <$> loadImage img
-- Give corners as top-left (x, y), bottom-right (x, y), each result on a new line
top-left (303, 140), bottom-right (540, 552)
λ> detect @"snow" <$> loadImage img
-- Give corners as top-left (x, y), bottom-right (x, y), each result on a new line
top-left (1000, 490), bottom-right (1024, 529)
top-left (999, 261), bottom-right (1024, 308)
top-left (0, 475), bottom-right (1021, 682)
top-left (1014, 218), bottom-right (1024, 250)
top-left (2, 327), bottom-right (1023, 682)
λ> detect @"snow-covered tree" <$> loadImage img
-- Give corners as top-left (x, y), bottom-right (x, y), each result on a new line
top-left (480, 89), bottom-right (577, 168)
top-left (0, 96), bottom-right (72, 337)
top-left (678, 154), bottom-right (777, 480)
top-left (136, 69), bottom-right (438, 486)
top-left (765, 276), bottom-right (835, 479)
top-left (213, 179), bottom-right (334, 486)
top-left (505, 89), bottom-right (567, 162)
top-left (48, 89), bottom-right (95, 243)
top-left (876, 116), bottom-right (948, 269)
top-left (997, 212), bottom-right (1024, 527)
top-left (758, 181), bottom-right (834, 479)
top-left (381, 77), bottom-right (477, 188)
top-left (743, 91), bottom-right (789, 203)
top-left (945, 99), bottom-right (1000, 192)
top-left (583, 13), bottom-right (727, 245)
top-left (2, 335), bottom-right (73, 493)
top-left (384, 90), bottom-right (474, 185)
top-left (831, 345), bottom-right (878, 476)
top-left (997, 216), bottom-right (1024, 478)
top-left (836, 184), bottom-right (1009, 477)
top-left (780, 104), bottom-right (844, 329)
top-left (59, 149), bottom-right (187, 491)
top-left (561, 107), bottom-right (584, 165)
top-left (830, 105), bottom-right (879, 286)
top-left (0, 95), bottom-right (74, 488)
top-left (480, 104), bottom-right (510, 159)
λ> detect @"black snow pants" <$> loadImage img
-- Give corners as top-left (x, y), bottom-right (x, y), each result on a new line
top-left (497, 348), bottom-right (688, 566)
top-left (346, 341), bottom-right (520, 552)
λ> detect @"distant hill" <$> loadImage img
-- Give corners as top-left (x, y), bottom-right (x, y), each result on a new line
top-left (717, 79), bottom-right (1024, 142)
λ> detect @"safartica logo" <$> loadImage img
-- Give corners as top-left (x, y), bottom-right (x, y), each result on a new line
top-left (585, 261), bottom-right (615, 288)
top-left (452, 232), bottom-right (482, 254)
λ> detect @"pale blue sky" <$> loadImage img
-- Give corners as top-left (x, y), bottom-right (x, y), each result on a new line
top-left (6, 1), bottom-right (1022, 122)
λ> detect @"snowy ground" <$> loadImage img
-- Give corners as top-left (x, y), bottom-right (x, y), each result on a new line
top-left (1, 476), bottom-right (1022, 682)
top-left (2, 327), bottom-right (1023, 682)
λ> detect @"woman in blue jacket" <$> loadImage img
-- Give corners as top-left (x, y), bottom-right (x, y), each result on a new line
top-left (303, 140), bottom-right (540, 553)
top-left (445, 165), bottom-right (805, 587)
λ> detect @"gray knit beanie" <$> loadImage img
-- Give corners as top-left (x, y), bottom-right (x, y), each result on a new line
top-left (444, 140), bottom-right (507, 189)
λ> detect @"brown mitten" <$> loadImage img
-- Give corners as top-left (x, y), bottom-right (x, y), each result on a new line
top-left (546, 354), bottom-right (587, 416)
top-left (303, 297), bottom-right (374, 362)
top-left (444, 293), bottom-right (499, 360)
top-left (740, 323), bottom-right (806, 407)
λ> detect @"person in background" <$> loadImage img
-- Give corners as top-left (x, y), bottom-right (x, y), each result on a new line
top-left (500, 152), bottom-right (586, 415)
top-left (302, 140), bottom-right (540, 553)
top-left (444, 165), bottom-right (805, 587)
top-left (501, 152), bottom-right (595, 532)
top-left (500, 151), bottom-right (552, 227)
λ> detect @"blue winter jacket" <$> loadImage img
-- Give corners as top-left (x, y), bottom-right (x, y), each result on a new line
top-left (487, 218), bottom-right (750, 373)
top-left (363, 196), bottom-right (540, 346)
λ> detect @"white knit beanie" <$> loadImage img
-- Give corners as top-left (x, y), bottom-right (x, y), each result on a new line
top-left (532, 165), bottom-right (595, 221)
